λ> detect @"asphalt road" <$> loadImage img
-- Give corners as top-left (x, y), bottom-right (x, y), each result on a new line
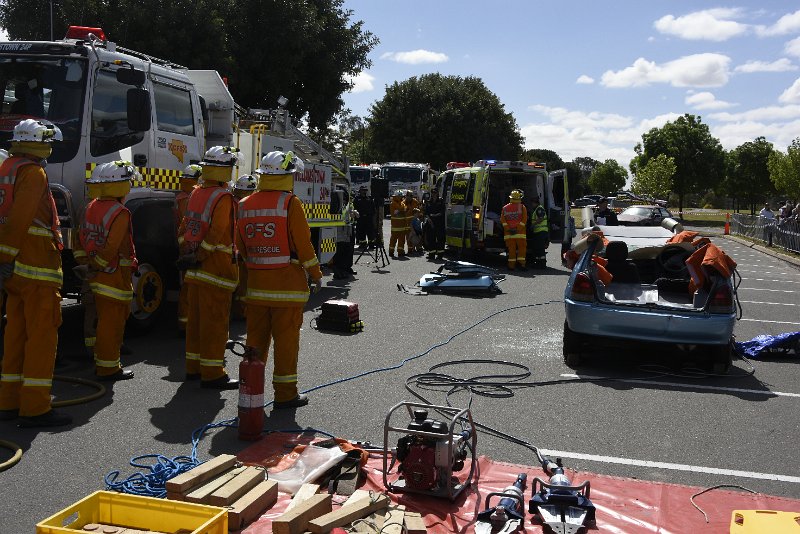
top-left (1, 228), bottom-right (799, 531)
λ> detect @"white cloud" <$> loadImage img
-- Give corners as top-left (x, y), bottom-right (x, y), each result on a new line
top-left (601, 53), bottom-right (731, 88)
top-left (654, 9), bottom-right (748, 41)
top-left (709, 104), bottom-right (800, 122)
top-left (786, 37), bottom-right (800, 58)
top-left (734, 58), bottom-right (797, 73)
top-left (755, 9), bottom-right (800, 37)
top-left (685, 91), bottom-right (737, 110)
top-left (379, 49), bottom-right (448, 65)
top-left (346, 71), bottom-right (375, 94)
top-left (576, 75), bottom-right (594, 85)
top-left (779, 78), bottom-right (800, 104)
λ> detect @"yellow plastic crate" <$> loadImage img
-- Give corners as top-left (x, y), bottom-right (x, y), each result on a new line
top-left (37, 491), bottom-right (227, 534)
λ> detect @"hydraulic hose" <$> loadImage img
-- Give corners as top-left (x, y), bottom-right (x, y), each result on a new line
top-left (0, 439), bottom-right (23, 472)
top-left (52, 375), bottom-right (106, 407)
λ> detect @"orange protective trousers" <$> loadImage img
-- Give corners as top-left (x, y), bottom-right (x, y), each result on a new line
top-left (185, 283), bottom-right (230, 381)
top-left (389, 231), bottom-right (406, 255)
top-left (93, 295), bottom-right (130, 376)
top-left (0, 278), bottom-right (62, 417)
top-left (177, 275), bottom-right (188, 331)
top-left (245, 305), bottom-right (302, 403)
top-left (506, 238), bottom-right (527, 268)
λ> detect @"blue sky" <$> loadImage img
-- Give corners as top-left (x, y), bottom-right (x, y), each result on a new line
top-left (342, 1), bottom-right (800, 170)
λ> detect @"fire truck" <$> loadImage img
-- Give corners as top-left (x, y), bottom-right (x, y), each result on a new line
top-left (0, 26), bottom-right (349, 330)
top-left (380, 161), bottom-right (432, 206)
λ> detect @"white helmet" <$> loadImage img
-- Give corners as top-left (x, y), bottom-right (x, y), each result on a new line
top-left (87, 161), bottom-right (140, 183)
top-left (181, 164), bottom-right (202, 180)
top-left (201, 146), bottom-right (242, 167)
top-left (255, 150), bottom-right (304, 175)
top-left (0, 149), bottom-right (8, 164)
top-left (233, 174), bottom-right (258, 192)
top-left (11, 119), bottom-right (63, 143)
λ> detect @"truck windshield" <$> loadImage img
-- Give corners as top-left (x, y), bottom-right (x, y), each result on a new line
top-left (350, 167), bottom-right (372, 185)
top-left (383, 167), bottom-right (423, 183)
top-left (0, 57), bottom-right (87, 163)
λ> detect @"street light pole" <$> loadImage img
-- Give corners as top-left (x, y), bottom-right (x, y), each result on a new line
top-left (50, 0), bottom-right (53, 41)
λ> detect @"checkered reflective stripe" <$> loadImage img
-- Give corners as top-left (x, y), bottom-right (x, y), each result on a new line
top-left (85, 164), bottom-right (181, 190)
top-left (302, 203), bottom-right (342, 221)
top-left (320, 237), bottom-right (336, 253)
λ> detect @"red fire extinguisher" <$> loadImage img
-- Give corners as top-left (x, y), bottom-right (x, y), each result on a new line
top-left (228, 341), bottom-right (265, 441)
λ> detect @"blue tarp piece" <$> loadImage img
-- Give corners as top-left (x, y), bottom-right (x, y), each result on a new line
top-left (735, 331), bottom-right (800, 358)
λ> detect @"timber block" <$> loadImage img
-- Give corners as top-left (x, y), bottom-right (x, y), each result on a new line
top-left (165, 454), bottom-right (238, 494)
top-left (307, 493), bottom-right (390, 533)
top-left (227, 479), bottom-right (278, 531)
top-left (208, 465), bottom-right (265, 506)
top-left (185, 466), bottom-right (246, 504)
top-left (272, 494), bottom-right (333, 534)
top-left (284, 483), bottom-right (321, 512)
top-left (404, 512), bottom-right (428, 534)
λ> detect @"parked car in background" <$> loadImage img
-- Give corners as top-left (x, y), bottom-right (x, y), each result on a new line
top-left (618, 205), bottom-right (675, 226)
top-left (571, 196), bottom-right (598, 208)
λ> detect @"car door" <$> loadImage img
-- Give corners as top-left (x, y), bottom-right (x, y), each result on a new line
top-left (151, 78), bottom-right (203, 180)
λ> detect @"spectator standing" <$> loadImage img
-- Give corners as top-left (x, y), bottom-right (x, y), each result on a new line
top-left (595, 198), bottom-right (619, 226)
top-left (352, 186), bottom-right (375, 249)
top-left (759, 202), bottom-right (775, 246)
top-left (424, 188), bottom-right (446, 260)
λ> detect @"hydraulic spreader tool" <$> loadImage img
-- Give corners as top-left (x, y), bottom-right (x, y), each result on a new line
top-left (475, 473), bottom-right (527, 534)
top-left (529, 457), bottom-right (596, 534)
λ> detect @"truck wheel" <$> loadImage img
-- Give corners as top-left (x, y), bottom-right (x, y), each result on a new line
top-left (128, 260), bottom-right (165, 334)
top-left (563, 321), bottom-right (583, 367)
top-left (710, 340), bottom-right (733, 374)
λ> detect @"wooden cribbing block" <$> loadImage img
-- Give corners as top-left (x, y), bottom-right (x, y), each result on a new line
top-left (307, 493), bottom-right (390, 533)
top-left (404, 512), bottom-right (427, 534)
top-left (208, 465), bottom-right (265, 506)
top-left (284, 483), bottom-right (321, 512)
top-left (185, 466), bottom-right (246, 504)
top-left (227, 479), bottom-right (279, 531)
top-left (272, 493), bottom-right (333, 534)
top-left (342, 489), bottom-right (370, 505)
top-left (351, 511), bottom-right (384, 533)
top-left (165, 491), bottom-right (184, 502)
top-left (380, 505), bottom-right (405, 534)
top-left (165, 454), bottom-right (238, 494)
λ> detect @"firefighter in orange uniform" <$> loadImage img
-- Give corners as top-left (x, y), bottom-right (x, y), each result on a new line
top-left (176, 164), bottom-right (201, 333)
top-left (501, 189), bottom-right (528, 270)
top-left (231, 174), bottom-right (257, 320)
top-left (389, 190), bottom-right (407, 257)
top-left (75, 161), bottom-right (138, 381)
top-left (0, 119), bottom-right (70, 427)
top-left (178, 146), bottom-right (239, 389)
top-left (237, 151), bottom-right (322, 408)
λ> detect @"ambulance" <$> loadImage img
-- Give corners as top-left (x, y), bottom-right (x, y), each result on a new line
top-left (0, 26), bottom-right (349, 330)
top-left (436, 160), bottom-right (569, 257)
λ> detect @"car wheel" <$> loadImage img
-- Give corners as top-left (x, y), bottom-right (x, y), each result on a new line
top-left (128, 259), bottom-right (166, 334)
top-left (563, 321), bottom-right (583, 367)
top-left (709, 340), bottom-right (733, 374)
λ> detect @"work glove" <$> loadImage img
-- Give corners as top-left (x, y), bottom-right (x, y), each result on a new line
top-left (176, 253), bottom-right (199, 271)
top-left (0, 261), bottom-right (14, 279)
top-left (72, 264), bottom-right (90, 281)
top-left (310, 277), bottom-right (322, 294)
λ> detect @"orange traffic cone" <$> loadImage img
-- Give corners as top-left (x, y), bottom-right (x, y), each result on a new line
top-left (724, 213), bottom-right (730, 235)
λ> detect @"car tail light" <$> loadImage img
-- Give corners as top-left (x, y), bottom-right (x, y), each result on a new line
top-left (570, 272), bottom-right (595, 302)
top-left (708, 284), bottom-right (733, 313)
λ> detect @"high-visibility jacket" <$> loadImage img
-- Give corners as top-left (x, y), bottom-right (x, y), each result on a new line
top-left (390, 197), bottom-right (408, 232)
top-left (0, 156), bottom-right (62, 287)
top-left (235, 193), bottom-right (322, 307)
top-left (77, 199), bottom-right (137, 273)
top-left (237, 191), bottom-right (293, 270)
top-left (74, 202), bottom-right (136, 302)
top-left (501, 202), bottom-right (527, 240)
top-left (179, 184), bottom-right (237, 291)
top-left (531, 204), bottom-right (548, 233)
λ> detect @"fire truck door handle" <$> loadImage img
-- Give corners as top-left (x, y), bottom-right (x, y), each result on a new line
top-left (133, 154), bottom-right (147, 166)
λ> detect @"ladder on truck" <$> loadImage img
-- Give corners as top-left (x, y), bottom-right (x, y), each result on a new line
top-left (246, 107), bottom-right (349, 178)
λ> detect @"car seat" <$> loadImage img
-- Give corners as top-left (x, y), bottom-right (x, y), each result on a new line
top-left (604, 241), bottom-right (640, 283)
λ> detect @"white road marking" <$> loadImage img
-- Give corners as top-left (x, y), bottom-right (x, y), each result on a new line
top-left (742, 278), bottom-right (800, 283)
top-left (739, 300), bottom-right (797, 306)
top-left (738, 269), bottom-right (799, 276)
top-left (560, 374), bottom-right (800, 398)
top-left (739, 287), bottom-right (796, 293)
top-left (741, 318), bottom-right (800, 325)
top-left (539, 447), bottom-right (800, 484)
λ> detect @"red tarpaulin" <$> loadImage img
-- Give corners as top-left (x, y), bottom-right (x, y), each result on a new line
top-left (238, 432), bottom-right (800, 533)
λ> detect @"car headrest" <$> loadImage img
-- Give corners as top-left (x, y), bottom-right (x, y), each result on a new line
top-left (605, 241), bottom-right (629, 262)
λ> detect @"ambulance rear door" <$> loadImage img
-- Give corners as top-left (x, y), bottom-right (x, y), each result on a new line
top-left (547, 168), bottom-right (569, 243)
top-left (444, 168), bottom-right (476, 252)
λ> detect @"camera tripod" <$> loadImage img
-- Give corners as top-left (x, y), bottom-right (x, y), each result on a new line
top-left (355, 237), bottom-right (390, 269)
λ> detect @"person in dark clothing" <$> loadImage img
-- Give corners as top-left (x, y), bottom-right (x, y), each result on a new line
top-left (424, 188), bottom-right (446, 260)
top-left (595, 198), bottom-right (619, 225)
top-left (352, 186), bottom-right (376, 249)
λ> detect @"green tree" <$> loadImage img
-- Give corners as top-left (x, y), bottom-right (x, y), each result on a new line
top-left (368, 74), bottom-right (523, 169)
top-left (521, 148), bottom-right (564, 172)
top-left (768, 138), bottom-right (800, 202)
top-left (637, 114), bottom-right (726, 215)
top-left (631, 153), bottom-right (675, 200)
top-left (726, 137), bottom-right (775, 214)
top-left (0, 0), bottom-right (377, 129)
top-left (588, 159), bottom-right (627, 195)
top-left (567, 156), bottom-right (600, 198)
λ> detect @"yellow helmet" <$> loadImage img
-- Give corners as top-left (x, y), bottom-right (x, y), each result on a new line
top-left (509, 189), bottom-right (523, 201)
